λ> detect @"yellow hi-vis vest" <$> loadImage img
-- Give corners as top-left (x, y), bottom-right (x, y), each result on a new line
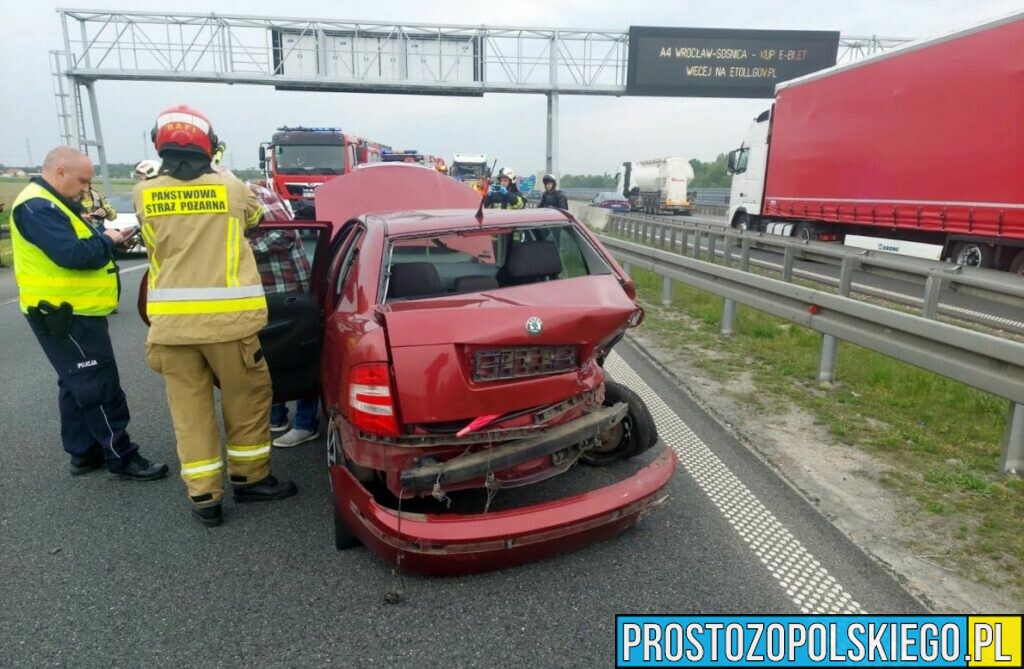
top-left (134, 172), bottom-right (267, 345)
top-left (10, 182), bottom-right (119, 316)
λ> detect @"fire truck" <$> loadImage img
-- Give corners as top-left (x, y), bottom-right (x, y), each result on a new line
top-left (258, 126), bottom-right (389, 202)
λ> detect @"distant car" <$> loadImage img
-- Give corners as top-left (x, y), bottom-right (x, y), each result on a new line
top-left (592, 191), bottom-right (630, 211)
top-left (104, 193), bottom-right (146, 255)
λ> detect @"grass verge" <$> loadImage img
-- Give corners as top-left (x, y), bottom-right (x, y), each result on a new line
top-left (628, 265), bottom-right (1023, 598)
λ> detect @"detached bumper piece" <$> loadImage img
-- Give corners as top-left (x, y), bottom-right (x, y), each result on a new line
top-left (330, 446), bottom-right (676, 575)
top-left (399, 402), bottom-right (628, 493)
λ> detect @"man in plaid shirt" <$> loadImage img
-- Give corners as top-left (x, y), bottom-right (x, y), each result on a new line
top-left (247, 182), bottom-right (311, 293)
top-left (246, 181), bottom-right (319, 448)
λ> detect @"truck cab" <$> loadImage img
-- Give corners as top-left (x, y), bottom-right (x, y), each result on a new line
top-left (259, 126), bottom-right (388, 203)
top-left (450, 153), bottom-right (488, 183)
top-left (726, 109), bottom-right (772, 231)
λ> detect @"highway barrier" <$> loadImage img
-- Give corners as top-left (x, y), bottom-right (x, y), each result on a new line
top-left (600, 215), bottom-right (1024, 476)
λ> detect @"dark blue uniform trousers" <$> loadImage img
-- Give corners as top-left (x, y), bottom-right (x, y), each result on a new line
top-left (27, 314), bottom-right (137, 464)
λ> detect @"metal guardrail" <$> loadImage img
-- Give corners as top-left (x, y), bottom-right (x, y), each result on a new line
top-left (599, 217), bottom-right (1024, 475)
top-left (607, 212), bottom-right (1024, 334)
top-left (563, 187), bottom-right (732, 207)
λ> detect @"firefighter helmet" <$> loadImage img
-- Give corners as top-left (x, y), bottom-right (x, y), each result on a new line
top-left (151, 105), bottom-right (219, 158)
top-left (134, 159), bottom-right (161, 180)
top-left (497, 166), bottom-right (517, 182)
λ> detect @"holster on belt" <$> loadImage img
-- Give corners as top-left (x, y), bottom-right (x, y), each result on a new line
top-left (27, 300), bottom-right (74, 338)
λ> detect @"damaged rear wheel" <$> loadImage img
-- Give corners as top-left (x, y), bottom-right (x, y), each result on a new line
top-left (581, 380), bottom-right (658, 466)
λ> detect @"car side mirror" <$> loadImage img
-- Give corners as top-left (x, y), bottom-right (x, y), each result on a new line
top-left (726, 150), bottom-right (737, 174)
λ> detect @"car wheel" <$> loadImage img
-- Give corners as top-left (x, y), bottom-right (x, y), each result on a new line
top-left (952, 242), bottom-right (995, 269)
top-left (1009, 249), bottom-right (1024, 276)
top-left (581, 381), bottom-right (658, 466)
top-left (733, 212), bottom-right (750, 231)
top-left (795, 222), bottom-right (815, 241)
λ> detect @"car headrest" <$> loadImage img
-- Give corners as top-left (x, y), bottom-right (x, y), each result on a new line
top-left (505, 240), bottom-right (562, 280)
top-left (388, 262), bottom-right (443, 299)
top-left (453, 275), bottom-right (499, 293)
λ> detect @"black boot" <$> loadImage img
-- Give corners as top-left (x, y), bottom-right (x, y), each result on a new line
top-left (108, 453), bottom-right (169, 481)
top-left (192, 504), bottom-right (223, 528)
top-left (69, 451), bottom-right (104, 476)
top-left (233, 475), bottom-right (298, 503)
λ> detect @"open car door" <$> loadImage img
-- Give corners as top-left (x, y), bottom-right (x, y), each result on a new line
top-left (137, 220), bottom-right (333, 403)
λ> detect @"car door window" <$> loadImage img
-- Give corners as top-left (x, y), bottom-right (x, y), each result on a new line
top-left (334, 228), bottom-right (365, 308)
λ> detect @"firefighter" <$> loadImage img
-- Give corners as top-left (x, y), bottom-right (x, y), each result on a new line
top-left (538, 174), bottom-right (568, 209)
top-left (10, 146), bottom-right (168, 480)
top-left (484, 167), bottom-right (525, 210)
top-left (136, 105), bottom-right (297, 527)
top-left (134, 159), bottom-right (160, 181)
top-left (79, 181), bottom-right (117, 225)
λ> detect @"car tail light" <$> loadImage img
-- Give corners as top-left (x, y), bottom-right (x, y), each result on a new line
top-left (348, 362), bottom-right (400, 437)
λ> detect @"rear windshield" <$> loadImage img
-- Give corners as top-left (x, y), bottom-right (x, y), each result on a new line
top-left (383, 224), bottom-right (613, 301)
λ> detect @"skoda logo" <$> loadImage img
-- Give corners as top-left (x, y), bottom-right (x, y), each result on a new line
top-left (525, 316), bottom-right (543, 336)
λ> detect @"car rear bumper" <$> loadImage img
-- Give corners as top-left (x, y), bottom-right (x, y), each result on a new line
top-left (398, 402), bottom-right (627, 493)
top-left (330, 446), bottom-right (676, 575)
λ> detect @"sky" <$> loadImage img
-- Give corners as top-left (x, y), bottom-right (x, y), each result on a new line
top-left (1, 0), bottom-right (1020, 175)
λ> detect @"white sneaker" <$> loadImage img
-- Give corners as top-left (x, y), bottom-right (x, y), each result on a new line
top-left (273, 427), bottom-right (320, 448)
top-left (270, 421), bottom-right (290, 434)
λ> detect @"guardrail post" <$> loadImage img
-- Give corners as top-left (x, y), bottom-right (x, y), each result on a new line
top-left (622, 261), bottom-right (631, 277)
top-left (721, 298), bottom-right (736, 336)
top-left (669, 228), bottom-right (678, 254)
top-left (661, 275), bottom-right (673, 306)
top-left (723, 236), bottom-right (734, 267)
top-left (818, 333), bottom-right (838, 384)
top-left (922, 273), bottom-right (943, 320)
top-left (782, 246), bottom-right (795, 282)
top-left (1003, 402), bottom-right (1024, 476)
top-left (659, 225), bottom-right (668, 249)
top-left (692, 231), bottom-right (702, 259)
top-left (707, 234), bottom-right (718, 264)
top-left (817, 257), bottom-right (854, 385)
top-left (740, 238), bottom-right (751, 271)
top-left (680, 229), bottom-right (690, 255)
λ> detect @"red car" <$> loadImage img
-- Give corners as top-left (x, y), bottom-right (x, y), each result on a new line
top-left (151, 164), bottom-right (676, 574)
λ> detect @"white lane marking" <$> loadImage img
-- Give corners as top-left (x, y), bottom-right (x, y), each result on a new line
top-left (606, 351), bottom-right (867, 614)
top-left (1, 262), bottom-right (149, 307)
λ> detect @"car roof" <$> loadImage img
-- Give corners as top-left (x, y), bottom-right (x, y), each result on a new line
top-left (366, 208), bottom-right (573, 236)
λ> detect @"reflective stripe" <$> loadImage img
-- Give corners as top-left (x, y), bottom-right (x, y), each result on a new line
top-left (225, 216), bottom-right (238, 288)
top-left (149, 285), bottom-right (265, 302)
top-left (226, 443), bottom-right (271, 462)
top-left (17, 276), bottom-right (115, 289)
top-left (181, 457), bottom-right (223, 480)
top-left (246, 206), bottom-right (264, 227)
top-left (157, 111), bottom-right (210, 133)
top-left (147, 295), bottom-right (267, 315)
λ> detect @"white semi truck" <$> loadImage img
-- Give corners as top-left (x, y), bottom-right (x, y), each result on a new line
top-left (450, 153), bottom-right (489, 183)
top-left (620, 158), bottom-right (694, 215)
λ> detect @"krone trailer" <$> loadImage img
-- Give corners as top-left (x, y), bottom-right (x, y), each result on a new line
top-left (622, 158), bottom-right (694, 215)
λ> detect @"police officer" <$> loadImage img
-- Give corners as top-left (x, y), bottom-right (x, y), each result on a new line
top-left (135, 105), bottom-right (297, 527)
top-left (538, 174), bottom-right (568, 209)
top-left (10, 146), bottom-right (168, 480)
top-left (484, 167), bottom-right (525, 209)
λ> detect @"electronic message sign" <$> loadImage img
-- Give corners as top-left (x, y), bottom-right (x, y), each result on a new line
top-left (627, 27), bottom-right (840, 98)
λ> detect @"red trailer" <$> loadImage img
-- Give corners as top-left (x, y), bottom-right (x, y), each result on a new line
top-left (727, 12), bottom-right (1024, 273)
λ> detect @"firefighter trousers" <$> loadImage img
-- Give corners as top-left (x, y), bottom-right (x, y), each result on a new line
top-left (145, 334), bottom-right (272, 506)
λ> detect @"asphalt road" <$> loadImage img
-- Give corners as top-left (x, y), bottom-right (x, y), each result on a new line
top-left (0, 260), bottom-right (923, 667)
top-left (613, 212), bottom-right (1024, 335)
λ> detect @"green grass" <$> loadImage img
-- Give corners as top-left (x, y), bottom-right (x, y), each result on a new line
top-left (627, 265), bottom-right (1024, 597)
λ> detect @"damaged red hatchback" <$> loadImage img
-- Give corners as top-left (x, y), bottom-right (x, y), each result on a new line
top-left (244, 164), bottom-right (674, 574)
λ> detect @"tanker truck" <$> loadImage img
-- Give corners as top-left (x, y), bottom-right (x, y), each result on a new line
top-left (621, 158), bottom-right (694, 215)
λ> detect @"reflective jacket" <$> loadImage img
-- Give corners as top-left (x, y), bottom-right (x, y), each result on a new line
top-left (10, 182), bottom-right (119, 316)
top-left (134, 172), bottom-right (266, 345)
top-left (80, 187), bottom-right (117, 223)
